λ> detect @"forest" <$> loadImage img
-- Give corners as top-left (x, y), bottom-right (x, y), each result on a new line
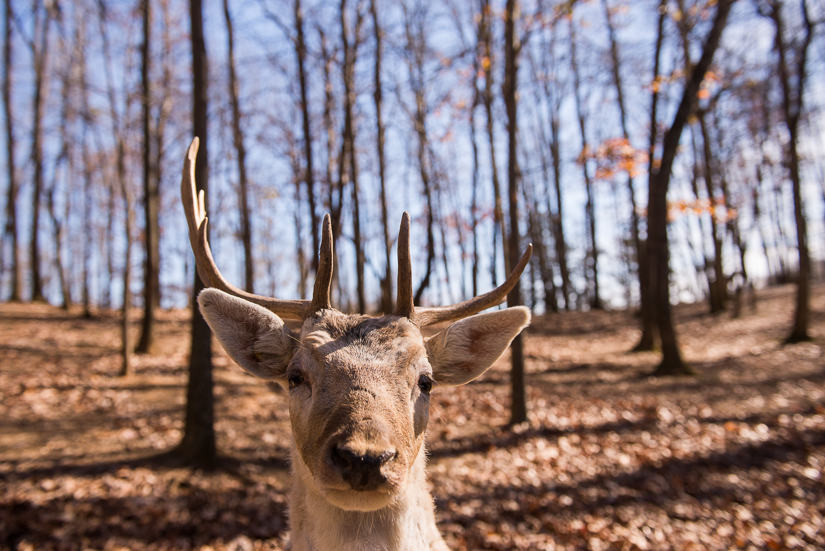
top-left (1, 0), bottom-right (825, 549)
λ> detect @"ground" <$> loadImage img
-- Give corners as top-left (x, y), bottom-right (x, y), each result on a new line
top-left (1, 284), bottom-right (824, 551)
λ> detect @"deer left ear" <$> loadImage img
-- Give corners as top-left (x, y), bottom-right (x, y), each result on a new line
top-left (425, 306), bottom-right (531, 387)
top-left (198, 288), bottom-right (297, 382)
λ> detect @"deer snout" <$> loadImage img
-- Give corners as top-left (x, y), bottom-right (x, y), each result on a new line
top-left (330, 443), bottom-right (397, 491)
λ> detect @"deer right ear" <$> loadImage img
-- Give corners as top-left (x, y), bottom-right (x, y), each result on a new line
top-left (198, 289), bottom-right (297, 381)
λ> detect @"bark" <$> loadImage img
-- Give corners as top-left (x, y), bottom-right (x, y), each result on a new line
top-left (136, 0), bottom-right (159, 354)
top-left (223, 0), bottom-right (254, 294)
top-left (179, 0), bottom-right (216, 467)
top-left (504, 0), bottom-right (526, 425)
top-left (295, 0), bottom-right (318, 277)
top-left (569, 22), bottom-right (599, 310)
top-left (765, 0), bottom-right (813, 343)
top-left (29, 1), bottom-right (53, 302)
top-left (633, 0), bottom-right (666, 352)
top-left (369, 0), bottom-right (392, 313)
top-left (697, 111), bottom-right (727, 313)
top-left (649, 0), bottom-right (732, 376)
top-left (2, 0), bottom-right (20, 301)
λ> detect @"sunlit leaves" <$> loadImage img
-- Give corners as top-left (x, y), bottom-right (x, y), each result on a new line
top-left (579, 137), bottom-right (648, 181)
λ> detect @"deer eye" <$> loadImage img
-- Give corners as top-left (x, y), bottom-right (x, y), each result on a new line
top-left (418, 374), bottom-right (433, 395)
top-left (287, 372), bottom-right (304, 390)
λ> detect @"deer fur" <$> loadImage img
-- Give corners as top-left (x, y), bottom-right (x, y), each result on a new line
top-left (198, 289), bottom-right (530, 551)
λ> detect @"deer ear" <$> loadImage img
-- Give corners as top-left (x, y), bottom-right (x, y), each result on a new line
top-left (198, 289), bottom-right (297, 381)
top-left (425, 306), bottom-right (531, 387)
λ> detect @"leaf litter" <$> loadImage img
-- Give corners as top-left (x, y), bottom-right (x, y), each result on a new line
top-left (1, 284), bottom-right (824, 550)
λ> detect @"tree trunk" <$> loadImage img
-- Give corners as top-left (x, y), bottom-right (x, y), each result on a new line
top-left (767, 0), bottom-right (812, 343)
top-left (569, 22), bottom-right (600, 310)
top-left (119, 142), bottom-right (133, 377)
top-left (295, 0), bottom-right (318, 277)
top-left (649, 0), bottom-right (732, 376)
top-left (2, 0), bottom-right (20, 302)
top-left (633, 0), bottom-right (666, 352)
top-left (370, 0), bottom-right (392, 314)
top-left (136, 0), bottom-right (159, 353)
top-left (29, 2), bottom-right (52, 302)
top-left (504, 0), bottom-right (527, 425)
top-left (603, 0), bottom-right (642, 312)
top-left (479, 0), bottom-right (507, 283)
top-left (179, 0), bottom-right (216, 467)
top-left (339, 0), bottom-right (365, 313)
top-left (697, 110), bottom-right (727, 313)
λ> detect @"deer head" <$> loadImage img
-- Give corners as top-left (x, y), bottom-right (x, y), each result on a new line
top-left (182, 138), bottom-right (532, 513)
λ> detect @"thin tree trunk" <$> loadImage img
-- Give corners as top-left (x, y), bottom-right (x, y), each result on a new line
top-left (603, 0), bottom-right (642, 311)
top-left (29, 2), bottom-right (53, 302)
top-left (570, 22), bottom-right (600, 310)
top-left (223, 0), bottom-right (253, 293)
top-left (479, 0), bottom-right (507, 282)
top-left (119, 143), bottom-right (133, 377)
top-left (2, 0), bottom-right (20, 301)
top-left (339, 0), bottom-right (365, 313)
top-left (767, 0), bottom-right (813, 343)
top-left (318, 28), bottom-right (343, 303)
top-left (136, 0), bottom-right (159, 353)
top-left (179, 0), bottom-right (216, 467)
top-left (649, 0), bottom-right (732, 376)
top-left (504, 0), bottom-right (526, 425)
top-left (697, 110), bottom-right (727, 313)
top-left (370, 0), bottom-right (392, 313)
top-left (295, 0), bottom-right (318, 276)
top-left (403, 7), bottom-right (436, 307)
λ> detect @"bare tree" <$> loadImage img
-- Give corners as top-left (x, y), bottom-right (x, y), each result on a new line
top-left (504, 0), bottom-right (527, 424)
top-left (295, 0), bottom-right (318, 278)
top-left (401, 0), bottom-right (436, 307)
top-left (478, 0), bottom-right (507, 285)
top-left (339, 0), bottom-right (365, 313)
top-left (370, 0), bottom-right (392, 314)
top-left (760, 0), bottom-right (814, 343)
top-left (569, 18), bottom-right (600, 310)
top-left (28, 0), bottom-right (54, 302)
top-left (634, 0), bottom-right (667, 352)
top-left (136, 0), bottom-right (160, 353)
top-left (2, 0), bottom-right (20, 301)
top-left (648, 0), bottom-right (733, 376)
top-left (178, 0), bottom-right (216, 466)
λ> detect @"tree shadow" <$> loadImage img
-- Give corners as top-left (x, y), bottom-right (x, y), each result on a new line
top-left (435, 424), bottom-right (825, 531)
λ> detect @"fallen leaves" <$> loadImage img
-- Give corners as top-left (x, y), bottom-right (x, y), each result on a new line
top-left (1, 284), bottom-right (824, 550)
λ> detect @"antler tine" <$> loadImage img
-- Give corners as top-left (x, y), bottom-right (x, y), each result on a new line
top-left (412, 244), bottom-right (533, 327)
top-left (394, 212), bottom-right (414, 318)
top-left (181, 137), bottom-right (311, 320)
top-left (309, 214), bottom-right (334, 313)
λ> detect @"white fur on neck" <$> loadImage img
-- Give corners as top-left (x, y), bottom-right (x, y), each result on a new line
top-left (287, 440), bottom-right (448, 551)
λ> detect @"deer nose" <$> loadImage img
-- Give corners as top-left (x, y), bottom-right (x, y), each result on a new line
top-left (330, 444), bottom-right (396, 491)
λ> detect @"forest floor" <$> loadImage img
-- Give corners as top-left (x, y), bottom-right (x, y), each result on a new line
top-left (1, 284), bottom-right (824, 551)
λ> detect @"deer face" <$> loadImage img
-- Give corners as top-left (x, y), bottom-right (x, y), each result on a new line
top-left (198, 289), bottom-right (529, 511)
top-left (181, 137), bottom-right (532, 512)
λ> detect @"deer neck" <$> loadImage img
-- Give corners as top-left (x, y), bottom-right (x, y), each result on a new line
top-left (287, 442), bottom-right (447, 551)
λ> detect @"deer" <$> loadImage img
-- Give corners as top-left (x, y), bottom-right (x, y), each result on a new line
top-left (181, 138), bottom-right (533, 551)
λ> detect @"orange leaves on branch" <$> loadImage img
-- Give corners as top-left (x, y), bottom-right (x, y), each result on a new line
top-left (580, 138), bottom-right (648, 181)
top-left (666, 196), bottom-right (738, 222)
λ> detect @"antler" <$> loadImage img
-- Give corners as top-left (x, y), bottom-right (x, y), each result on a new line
top-left (182, 137), bottom-right (334, 320)
top-left (394, 211), bottom-right (533, 326)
